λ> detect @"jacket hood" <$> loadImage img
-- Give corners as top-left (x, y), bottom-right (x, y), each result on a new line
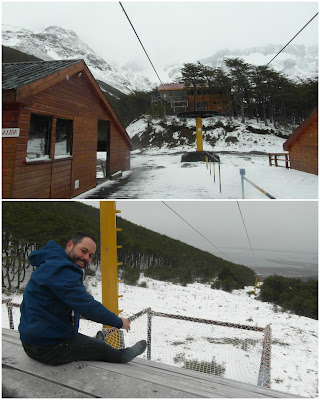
top-left (29, 240), bottom-right (70, 268)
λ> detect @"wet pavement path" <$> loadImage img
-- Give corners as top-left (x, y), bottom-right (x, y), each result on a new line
top-left (82, 151), bottom-right (216, 199)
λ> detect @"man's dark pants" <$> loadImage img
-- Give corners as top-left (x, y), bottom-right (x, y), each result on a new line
top-left (22, 333), bottom-right (139, 365)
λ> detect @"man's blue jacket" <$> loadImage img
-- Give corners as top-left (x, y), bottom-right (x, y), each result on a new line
top-left (19, 240), bottom-right (123, 345)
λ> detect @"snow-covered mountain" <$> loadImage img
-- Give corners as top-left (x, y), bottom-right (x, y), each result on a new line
top-left (2, 24), bottom-right (155, 95)
top-left (205, 44), bottom-right (318, 80)
top-left (164, 44), bottom-right (318, 83)
top-left (2, 24), bottom-right (318, 96)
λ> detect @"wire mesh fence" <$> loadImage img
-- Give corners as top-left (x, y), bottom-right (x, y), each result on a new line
top-left (2, 300), bottom-right (271, 388)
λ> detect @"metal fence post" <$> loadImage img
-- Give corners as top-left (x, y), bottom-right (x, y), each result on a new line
top-left (6, 300), bottom-right (14, 330)
top-left (258, 324), bottom-right (272, 388)
top-left (240, 168), bottom-right (246, 199)
top-left (147, 309), bottom-right (152, 360)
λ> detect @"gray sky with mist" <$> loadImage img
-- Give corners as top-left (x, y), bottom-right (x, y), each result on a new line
top-left (81, 200), bottom-right (318, 269)
top-left (2, 1), bottom-right (318, 72)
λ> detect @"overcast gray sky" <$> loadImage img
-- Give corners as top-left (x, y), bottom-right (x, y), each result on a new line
top-left (2, 1), bottom-right (318, 73)
top-left (81, 200), bottom-right (318, 269)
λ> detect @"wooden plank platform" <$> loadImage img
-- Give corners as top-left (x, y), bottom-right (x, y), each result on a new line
top-left (2, 328), bottom-right (299, 398)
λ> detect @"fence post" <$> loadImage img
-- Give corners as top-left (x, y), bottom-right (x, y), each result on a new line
top-left (258, 324), bottom-right (272, 387)
top-left (119, 330), bottom-right (125, 349)
top-left (6, 299), bottom-right (14, 330)
top-left (285, 154), bottom-right (289, 169)
top-left (240, 168), bottom-right (245, 199)
top-left (147, 309), bottom-right (152, 360)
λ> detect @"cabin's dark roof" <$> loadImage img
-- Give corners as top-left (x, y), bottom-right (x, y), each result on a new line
top-left (2, 59), bottom-right (84, 90)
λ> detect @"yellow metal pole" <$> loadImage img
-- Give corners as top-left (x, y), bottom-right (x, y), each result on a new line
top-left (196, 116), bottom-right (203, 152)
top-left (100, 201), bottom-right (122, 347)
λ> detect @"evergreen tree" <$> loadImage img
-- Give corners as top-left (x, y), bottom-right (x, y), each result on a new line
top-left (180, 63), bottom-right (203, 110)
top-left (259, 275), bottom-right (318, 320)
top-left (224, 58), bottom-right (253, 123)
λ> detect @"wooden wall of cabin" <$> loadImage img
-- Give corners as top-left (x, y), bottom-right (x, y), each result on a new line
top-left (288, 118), bottom-right (318, 175)
top-left (2, 104), bottom-right (20, 198)
top-left (187, 94), bottom-right (225, 112)
top-left (2, 72), bottom-right (131, 198)
top-left (110, 122), bottom-right (130, 174)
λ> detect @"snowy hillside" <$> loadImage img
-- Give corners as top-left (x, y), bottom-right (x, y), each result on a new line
top-left (126, 115), bottom-right (295, 152)
top-left (2, 24), bottom-right (154, 95)
top-left (3, 276), bottom-right (318, 397)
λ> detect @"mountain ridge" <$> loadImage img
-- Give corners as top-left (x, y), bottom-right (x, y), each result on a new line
top-left (2, 23), bottom-right (318, 96)
top-left (2, 24), bottom-right (154, 95)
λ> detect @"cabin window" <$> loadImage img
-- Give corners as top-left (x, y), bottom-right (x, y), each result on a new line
top-left (27, 114), bottom-right (52, 160)
top-left (55, 118), bottom-right (73, 157)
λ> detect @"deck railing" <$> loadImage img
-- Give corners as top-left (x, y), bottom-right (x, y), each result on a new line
top-left (3, 301), bottom-right (271, 389)
top-left (268, 153), bottom-right (290, 168)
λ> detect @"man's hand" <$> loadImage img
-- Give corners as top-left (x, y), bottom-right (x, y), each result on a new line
top-left (121, 318), bottom-right (131, 332)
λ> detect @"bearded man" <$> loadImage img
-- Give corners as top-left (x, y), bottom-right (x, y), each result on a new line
top-left (19, 232), bottom-right (146, 365)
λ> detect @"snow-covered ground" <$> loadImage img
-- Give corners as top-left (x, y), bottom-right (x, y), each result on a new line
top-left (3, 276), bottom-right (318, 398)
top-left (76, 116), bottom-right (318, 200)
top-left (78, 150), bottom-right (317, 200)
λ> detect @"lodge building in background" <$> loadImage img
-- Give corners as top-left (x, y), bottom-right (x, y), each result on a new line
top-left (151, 83), bottom-right (230, 114)
top-left (2, 59), bottom-right (132, 199)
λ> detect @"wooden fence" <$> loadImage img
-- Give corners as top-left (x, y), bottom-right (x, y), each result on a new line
top-left (268, 153), bottom-right (290, 168)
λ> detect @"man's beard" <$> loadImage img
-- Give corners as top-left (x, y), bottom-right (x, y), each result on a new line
top-left (68, 249), bottom-right (88, 269)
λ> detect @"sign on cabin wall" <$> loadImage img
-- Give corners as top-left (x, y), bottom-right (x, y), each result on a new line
top-left (2, 128), bottom-right (20, 137)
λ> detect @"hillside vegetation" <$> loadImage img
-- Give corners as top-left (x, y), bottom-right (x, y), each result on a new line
top-left (259, 275), bottom-right (318, 320)
top-left (3, 201), bottom-right (254, 291)
top-left (116, 217), bottom-right (255, 288)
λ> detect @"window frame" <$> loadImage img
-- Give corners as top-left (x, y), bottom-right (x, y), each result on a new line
top-left (54, 118), bottom-right (73, 159)
top-left (26, 113), bottom-right (52, 162)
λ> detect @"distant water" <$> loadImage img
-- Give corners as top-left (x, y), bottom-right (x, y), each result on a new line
top-left (223, 248), bottom-right (318, 279)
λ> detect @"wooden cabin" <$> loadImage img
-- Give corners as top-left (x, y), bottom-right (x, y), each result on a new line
top-left (283, 108), bottom-right (318, 175)
top-left (151, 83), bottom-right (229, 114)
top-left (2, 59), bottom-right (133, 199)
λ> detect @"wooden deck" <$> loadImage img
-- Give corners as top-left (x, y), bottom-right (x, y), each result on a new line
top-left (2, 328), bottom-right (299, 398)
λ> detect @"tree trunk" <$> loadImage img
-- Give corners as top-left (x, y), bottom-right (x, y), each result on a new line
top-left (241, 97), bottom-right (245, 123)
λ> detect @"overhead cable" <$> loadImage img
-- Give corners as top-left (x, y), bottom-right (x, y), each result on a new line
top-left (119, 2), bottom-right (166, 90)
top-left (162, 201), bottom-right (233, 262)
top-left (266, 12), bottom-right (318, 66)
top-left (236, 202), bottom-right (257, 269)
